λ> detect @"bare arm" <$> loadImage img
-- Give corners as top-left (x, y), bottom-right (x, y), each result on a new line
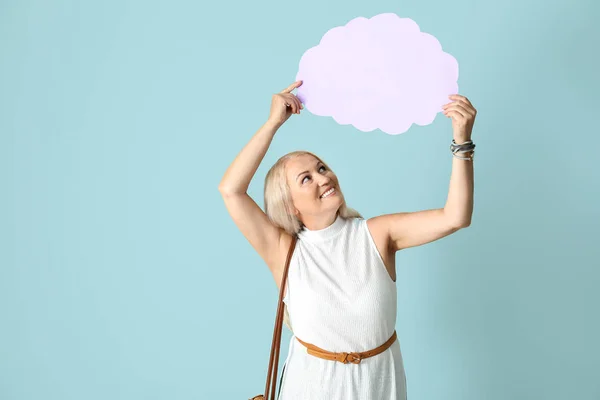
top-left (443, 144), bottom-right (474, 227)
top-left (217, 81), bottom-right (303, 277)
top-left (218, 80), bottom-right (303, 194)
top-left (369, 94), bottom-right (477, 252)
top-left (442, 94), bottom-right (476, 227)
top-left (218, 120), bottom-right (281, 194)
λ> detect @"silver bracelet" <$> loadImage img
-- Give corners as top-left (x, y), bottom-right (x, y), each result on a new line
top-left (451, 139), bottom-right (475, 161)
top-left (453, 152), bottom-right (474, 161)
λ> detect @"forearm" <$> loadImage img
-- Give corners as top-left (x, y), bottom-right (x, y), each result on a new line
top-left (443, 149), bottom-right (474, 227)
top-left (218, 120), bottom-right (281, 194)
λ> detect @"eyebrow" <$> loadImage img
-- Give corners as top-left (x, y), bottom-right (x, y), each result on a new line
top-left (296, 161), bottom-right (322, 182)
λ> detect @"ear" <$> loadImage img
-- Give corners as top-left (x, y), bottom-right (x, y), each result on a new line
top-left (286, 206), bottom-right (299, 216)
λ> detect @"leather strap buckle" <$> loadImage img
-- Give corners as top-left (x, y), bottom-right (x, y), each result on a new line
top-left (340, 352), bottom-right (362, 364)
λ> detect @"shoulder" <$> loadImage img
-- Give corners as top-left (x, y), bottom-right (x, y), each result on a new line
top-left (349, 217), bottom-right (387, 244)
top-left (365, 215), bottom-right (392, 247)
top-left (364, 215), bottom-right (383, 233)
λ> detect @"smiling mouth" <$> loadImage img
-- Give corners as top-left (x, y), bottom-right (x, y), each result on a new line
top-left (320, 188), bottom-right (336, 199)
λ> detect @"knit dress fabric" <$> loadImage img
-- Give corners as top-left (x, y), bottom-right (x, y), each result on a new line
top-left (278, 214), bottom-right (407, 399)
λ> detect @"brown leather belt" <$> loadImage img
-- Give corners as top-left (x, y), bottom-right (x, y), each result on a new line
top-left (295, 330), bottom-right (397, 364)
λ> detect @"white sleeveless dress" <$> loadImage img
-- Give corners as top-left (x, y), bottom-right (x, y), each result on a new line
top-left (278, 214), bottom-right (407, 399)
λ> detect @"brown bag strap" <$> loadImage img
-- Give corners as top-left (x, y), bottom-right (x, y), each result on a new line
top-left (263, 235), bottom-right (297, 400)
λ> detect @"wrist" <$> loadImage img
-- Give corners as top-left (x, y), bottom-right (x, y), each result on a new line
top-left (265, 119), bottom-right (283, 130)
top-left (453, 136), bottom-right (472, 144)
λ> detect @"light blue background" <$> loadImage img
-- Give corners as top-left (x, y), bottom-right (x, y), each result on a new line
top-left (1, 0), bottom-right (599, 399)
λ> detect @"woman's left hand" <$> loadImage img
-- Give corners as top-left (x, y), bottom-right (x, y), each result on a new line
top-left (442, 94), bottom-right (477, 142)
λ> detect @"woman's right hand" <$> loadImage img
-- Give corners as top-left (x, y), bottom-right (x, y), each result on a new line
top-left (267, 80), bottom-right (304, 126)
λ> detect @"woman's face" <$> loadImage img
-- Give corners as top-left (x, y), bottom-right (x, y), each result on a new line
top-left (285, 154), bottom-right (344, 220)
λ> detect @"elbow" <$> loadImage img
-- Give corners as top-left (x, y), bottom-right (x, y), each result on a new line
top-left (218, 183), bottom-right (232, 195)
top-left (443, 208), bottom-right (472, 229)
top-left (455, 218), bottom-right (472, 229)
top-left (218, 184), bottom-right (245, 196)
top-left (448, 217), bottom-right (471, 229)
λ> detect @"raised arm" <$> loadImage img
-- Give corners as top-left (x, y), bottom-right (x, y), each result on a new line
top-left (218, 81), bottom-right (303, 281)
top-left (369, 94), bottom-right (476, 252)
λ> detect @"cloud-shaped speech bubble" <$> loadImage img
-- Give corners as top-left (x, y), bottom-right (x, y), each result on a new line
top-left (295, 13), bottom-right (459, 135)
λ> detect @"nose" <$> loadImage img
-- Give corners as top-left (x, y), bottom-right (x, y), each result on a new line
top-left (318, 177), bottom-right (332, 187)
top-left (317, 174), bottom-right (332, 185)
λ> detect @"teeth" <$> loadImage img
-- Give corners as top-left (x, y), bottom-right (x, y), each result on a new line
top-left (321, 188), bottom-right (335, 198)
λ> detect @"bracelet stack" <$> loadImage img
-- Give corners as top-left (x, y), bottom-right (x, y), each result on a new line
top-left (451, 139), bottom-right (476, 161)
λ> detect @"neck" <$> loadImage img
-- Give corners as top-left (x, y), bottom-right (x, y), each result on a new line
top-left (301, 212), bottom-right (339, 231)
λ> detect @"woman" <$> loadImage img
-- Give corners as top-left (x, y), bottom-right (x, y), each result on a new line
top-left (218, 80), bottom-right (476, 399)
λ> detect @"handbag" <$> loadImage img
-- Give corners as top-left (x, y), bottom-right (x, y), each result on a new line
top-left (249, 235), bottom-right (298, 400)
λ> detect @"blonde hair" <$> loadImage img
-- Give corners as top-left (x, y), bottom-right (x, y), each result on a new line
top-left (263, 150), bottom-right (363, 332)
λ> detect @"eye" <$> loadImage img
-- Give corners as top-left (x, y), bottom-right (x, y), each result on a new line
top-left (301, 166), bottom-right (327, 184)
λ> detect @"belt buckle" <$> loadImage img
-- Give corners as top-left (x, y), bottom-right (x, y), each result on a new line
top-left (342, 352), bottom-right (362, 364)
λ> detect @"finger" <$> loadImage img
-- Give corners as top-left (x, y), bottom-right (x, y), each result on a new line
top-left (287, 96), bottom-right (298, 114)
top-left (280, 80), bottom-right (303, 94)
top-left (449, 94), bottom-right (473, 108)
top-left (443, 99), bottom-right (471, 112)
top-left (287, 94), bottom-right (301, 114)
top-left (444, 106), bottom-right (467, 119)
top-left (453, 98), bottom-right (475, 113)
top-left (277, 93), bottom-right (291, 109)
top-left (443, 105), bottom-right (467, 119)
top-left (293, 97), bottom-right (303, 113)
top-left (444, 103), bottom-right (472, 117)
top-left (445, 110), bottom-right (465, 121)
